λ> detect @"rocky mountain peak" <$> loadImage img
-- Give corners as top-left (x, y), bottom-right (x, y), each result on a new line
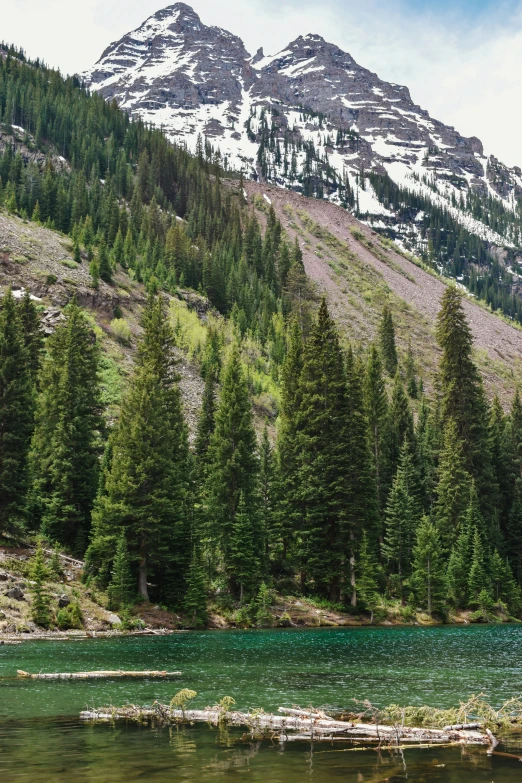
top-left (144, 2), bottom-right (203, 29)
top-left (83, 3), bottom-right (522, 252)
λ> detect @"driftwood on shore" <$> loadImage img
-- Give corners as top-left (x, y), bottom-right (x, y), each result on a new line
top-left (18, 669), bottom-right (181, 680)
top-left (79, 703), bottom-right (493, 747)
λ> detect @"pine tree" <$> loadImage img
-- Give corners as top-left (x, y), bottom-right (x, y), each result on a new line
top-left (278, 242), bottom-right (291, 289)
top-left (274, 318), bottom-right (303, 566)
top-left (284, 260), bottom-right (318, 337)
top-left (107, 532), bottom-right (135, 610)
top-left (18, 292), bottom-right (43, 385)
top-left (205, 343), bottom-right (260, 589)
top-left (364, 345), bottom-right (389, 512)
top-left (200, 328), bottom-right (222, 382)
top-left (296, 299), bottom-right (352, 600)
top-left (446, 524), bottom-right (472, 608)
top-left (98, 239), bottom-right (112, 284)
top-left (30, 541), bottom-right (51, 628)
top-left (89, 294), bottom-right (190, 603)
top-left (405, 341), bottom-right (418, 399)
top-left (356, 531), bottom-right (381, 621)
top-left (345, 348), bottom-right (379, 592)
top-left (112, 229), bottom-right (124, 268)
top-left (229, 492), bottom-right (259, 601)
top-left (506, 479), bottom-right (522, 584)
top-left (259, 423), bottom-right (275, 570)
top-left (468, 527), bottom-right (491, 603)
top-left (379, 305), bottom-right (398, 376)
top-left (49, 547), bottom-right (63, 581)
top-left (416, 398), bottom-right (442, 512)
top-left (30, 301), bottom-right (103, 552)
top-left (464, 480), bottom-right (488, 543)
top-left (387, 372), bottom-right (414, 483)
top-left (508, 389), bottom-right (522, 482)
top-left (0, 290), bottom-right (35, 537)
top-left (184, 544), bottom-right (208, 627)
top-left (436, 287), bottom-right (493, 513)
top-left (123, 228), bottom-right (136, 270)
top-left (382, 443), bottom-right (421, 600)
top-left (411, 516), bottom-right (446, 615)
top-left (255, 581), bottom-right (274, 627)
top-left (490, 550), bottom-right (520, 612)
top-left (435, 419), bottom-right (472, 551)
top-left (89, 257), bottom-right (100, 289)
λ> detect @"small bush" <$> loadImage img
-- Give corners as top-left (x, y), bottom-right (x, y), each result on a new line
top-left (170, 689), bottom-right (197, 711)
top-left (60, 259), bottom-right (79, 269)
top-left (109, 318), bottom-right (131, 344)
top-left (399, 605), bottom-right (415, 621)
top-left (46, 274), bottom-right (57, 286)
top-left (234, 605), bottom-right (253, 628)
top-left (56, 602), bottom-right (83, 630)
top-left (116, 608), bottom-right (144, 630)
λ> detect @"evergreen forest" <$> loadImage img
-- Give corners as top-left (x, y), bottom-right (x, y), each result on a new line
top-left (1, 45), bottom-right (522, 628)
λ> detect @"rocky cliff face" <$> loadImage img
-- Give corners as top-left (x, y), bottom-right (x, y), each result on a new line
top-left (83, 3), bottom-right (522, 251)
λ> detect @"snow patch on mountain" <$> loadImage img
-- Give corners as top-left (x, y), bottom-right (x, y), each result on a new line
top-left (83, 2), bottom-right (522, 254)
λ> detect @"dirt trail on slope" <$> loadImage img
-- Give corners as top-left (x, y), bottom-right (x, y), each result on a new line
top-left (245, 181), bottom-right (522, 399)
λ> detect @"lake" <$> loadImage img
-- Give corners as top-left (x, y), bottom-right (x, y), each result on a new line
top-left (1, 625), bottom-right (522, 781)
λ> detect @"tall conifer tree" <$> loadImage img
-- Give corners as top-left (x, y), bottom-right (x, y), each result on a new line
top-left (379, 305), bottom-right (398, 377)
top-left (89, 294), bottom-right (189, 601)
top-left (382, 443), bottom-right (421, 599)
top-left (411, 517), bottom-right (446, 615)
top-left (296, 299), bottom-right (351, 600)
top-left (30, 301), bottom-right (102, 552)
top-left (436, 287), bottom-right (493, 513)
top-left (275, 318), bottom-right (304, 564)
top-left (435, 419), bottom-right (472, 552)
top-left (345, 348), bottom-right (379, 595)
top-left (0, 290), bottom-right (34, 536)
top-left (205, 343), bottom-right (260, 590)
top-left (364, 345), bottom-right (389, 513)
top-left (19, 292), bottom-right (43, 385)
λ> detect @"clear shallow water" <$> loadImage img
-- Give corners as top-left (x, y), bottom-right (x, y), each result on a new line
top-left (1, 625), bottom-right (522, 781)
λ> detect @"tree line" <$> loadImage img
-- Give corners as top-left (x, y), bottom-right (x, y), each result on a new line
top-left (2, 282), bottom-right (522, 626)
top-left (0, 47), bottom-right (302, 350)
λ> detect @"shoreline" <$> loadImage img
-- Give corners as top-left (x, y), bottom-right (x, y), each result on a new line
top-left (1, 617), bottom-right (519, 644)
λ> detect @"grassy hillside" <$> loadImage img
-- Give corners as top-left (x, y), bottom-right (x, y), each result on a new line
top-left (244, 180), bottom-right (522, 406)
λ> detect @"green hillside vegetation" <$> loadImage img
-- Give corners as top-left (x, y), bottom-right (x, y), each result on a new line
top-left (252, 103), bottom-right (522, 321)
top-left (0, 45), bottom-right (522, 630)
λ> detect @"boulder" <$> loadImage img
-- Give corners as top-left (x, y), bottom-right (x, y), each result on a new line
top-left (58, 594), bottom-right (71, 608)
top-left (0, 570), bottom-right (8, 581)
top-left (106, 613), bottom-right (121, 625)
top-left (6, 586), bottom-right (24, 601)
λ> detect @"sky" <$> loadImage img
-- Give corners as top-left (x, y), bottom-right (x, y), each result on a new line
top-left (2, 0), bottom-right (522, 167)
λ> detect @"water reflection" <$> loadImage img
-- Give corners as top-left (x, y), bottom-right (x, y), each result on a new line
top-left (2, 720), bottom-right (522, 783)
top-left (2, 626), bottom-right (522, 781)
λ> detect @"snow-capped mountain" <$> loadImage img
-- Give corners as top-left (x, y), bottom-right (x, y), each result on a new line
top-left (83, 3), bottom-right (522, 252)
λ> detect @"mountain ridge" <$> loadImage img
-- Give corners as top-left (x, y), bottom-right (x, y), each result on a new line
top-left (83, 3), bottom-right (522, 227)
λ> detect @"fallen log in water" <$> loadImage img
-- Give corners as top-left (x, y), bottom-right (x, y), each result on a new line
top-left (79, 704), bottom-right (492, 746)
top-left (443, 722), bottom-right (482, 731)
top-left (18, 670), bottom-right (181, 680)
top-left (278, 707), bottom-right (334, 720)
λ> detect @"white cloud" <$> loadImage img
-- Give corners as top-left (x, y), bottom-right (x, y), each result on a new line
top-left (2, 0), bottom-right (522, 166)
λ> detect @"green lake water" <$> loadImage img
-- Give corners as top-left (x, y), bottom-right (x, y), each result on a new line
top-left (2, 625), bottom-right (522, 781)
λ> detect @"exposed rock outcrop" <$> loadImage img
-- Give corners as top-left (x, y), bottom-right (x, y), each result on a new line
top-left (83, 2), bottom-right (522, 251)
